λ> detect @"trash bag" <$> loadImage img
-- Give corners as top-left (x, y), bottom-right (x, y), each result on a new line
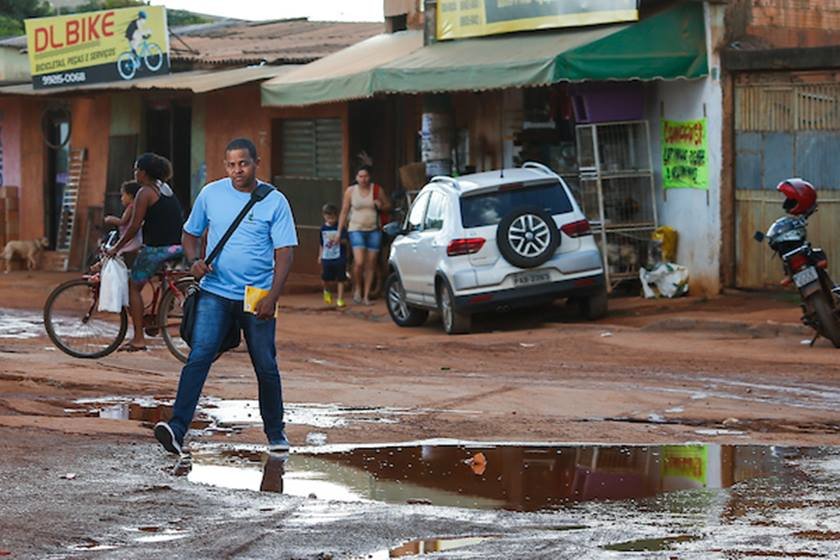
top-left (639, 262), bottom-right (689, 299)
top-left (98, 256), bottom-right (129, 312)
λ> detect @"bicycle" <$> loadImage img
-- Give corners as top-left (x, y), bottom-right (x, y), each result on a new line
top-left (43, 232), bottom-right (196, 363)
top-left (116, 36), bottom-right (164, 80)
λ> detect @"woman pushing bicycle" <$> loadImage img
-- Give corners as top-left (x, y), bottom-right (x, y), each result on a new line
top-left (107, 152), bottom-right (184, 352)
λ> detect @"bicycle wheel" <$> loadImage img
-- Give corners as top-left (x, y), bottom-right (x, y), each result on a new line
top-left (159, 277), bottom-right (196, 363)
top-left (44, 278), bottom-right (128, 358)
top-left (144, 43), bottom-right (164, 71)
top-left (117, 52), bottom-right (136, 80)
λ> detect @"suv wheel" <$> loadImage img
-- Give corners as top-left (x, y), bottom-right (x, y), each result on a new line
top-left (496, 206), bottom-right (560, 269)
top-left (438, 280), bottom-right (472, 334)
top-left (385, 273), bottom-right (429, 327)
top-left (570, 287), bottom-right (608, 320)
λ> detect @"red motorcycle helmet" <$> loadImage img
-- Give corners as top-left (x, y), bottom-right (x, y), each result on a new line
top-left (777, 178), bottom-right (817, 215)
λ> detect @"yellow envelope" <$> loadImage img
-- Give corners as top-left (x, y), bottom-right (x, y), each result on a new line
top-left (244, 285), bottom-right (280, 317)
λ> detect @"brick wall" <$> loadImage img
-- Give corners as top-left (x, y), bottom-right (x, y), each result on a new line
top-left (730, 0), bottom-right (840, 48)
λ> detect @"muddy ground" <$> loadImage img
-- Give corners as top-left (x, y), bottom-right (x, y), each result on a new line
top-left (1, 271), bottom-right (839, 558)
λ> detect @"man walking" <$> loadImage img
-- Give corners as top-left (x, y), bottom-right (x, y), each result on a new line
top-left (154, 138), bottom-right (297, 454)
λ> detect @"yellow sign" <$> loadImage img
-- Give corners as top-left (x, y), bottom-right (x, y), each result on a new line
top-left (437, 0), bottom-right (638, 41)
top-left (24, 6), bottom-right (169, 89)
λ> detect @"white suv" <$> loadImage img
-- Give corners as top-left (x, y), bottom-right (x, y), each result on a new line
top-left (384, 162), bottom-right (607, 334)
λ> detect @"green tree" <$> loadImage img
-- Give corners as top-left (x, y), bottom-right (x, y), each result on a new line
top-left (0, 0), bottom-right (214, 38)
top-left (67, 1), bottom-right (214, 27)
top-left (0, 0), bottom-right (53, 19)
top-left (0, 0), bottom-right (53, 38)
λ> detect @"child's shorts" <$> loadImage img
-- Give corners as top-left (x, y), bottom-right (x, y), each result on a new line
top-left (321, 260), bottom-right (347, 282)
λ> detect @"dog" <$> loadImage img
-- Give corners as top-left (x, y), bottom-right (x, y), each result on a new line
top-left (2, 237), bottom-right (49, 273)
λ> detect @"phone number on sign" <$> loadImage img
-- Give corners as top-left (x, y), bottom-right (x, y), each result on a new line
top-left (40, 72), bottom-right (87, 86)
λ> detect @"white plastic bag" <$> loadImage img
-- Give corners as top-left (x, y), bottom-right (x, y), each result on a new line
top-left (639, 263), bottom-right (689, 299)
top-left (98, 257), bottom-right (129, 312)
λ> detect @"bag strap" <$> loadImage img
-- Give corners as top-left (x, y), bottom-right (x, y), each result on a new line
top-left (205, 183), bottom-right (273, 266)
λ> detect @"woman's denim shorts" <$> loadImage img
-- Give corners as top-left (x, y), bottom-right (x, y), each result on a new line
top-left (348, 230), bottom-right (382, 251)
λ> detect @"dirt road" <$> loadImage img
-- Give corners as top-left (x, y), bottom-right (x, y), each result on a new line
top-left (1, 271), bottom-right (839, 558)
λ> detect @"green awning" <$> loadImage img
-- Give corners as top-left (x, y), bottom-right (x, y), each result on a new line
top-left (552, 2), bottom-right (707, 81)
top-left (261, 30), bottom-right (423, 107)
top-left (262, 3), bottom-right (706, 107)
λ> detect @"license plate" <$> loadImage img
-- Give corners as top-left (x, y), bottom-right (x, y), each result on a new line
top-left (513, 270), bottom-right (552, 287)
top-left (793, 266), bottom-right (818, 288)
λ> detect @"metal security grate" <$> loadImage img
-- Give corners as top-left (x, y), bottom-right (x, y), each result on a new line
top-left (735, 84), bottom-right (840, 132)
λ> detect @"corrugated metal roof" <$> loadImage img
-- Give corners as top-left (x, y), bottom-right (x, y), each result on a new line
top-left (169, 19), bottom-right (383, 65)
top-left (0, 65), bottom-right (292, 96)
top-left (0, 19), bottom-right (383, 65)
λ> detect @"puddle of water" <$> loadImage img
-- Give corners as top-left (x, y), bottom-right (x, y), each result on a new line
top-left (68, 539), bottom-right (118, 551)
top-left (203, 399), bottom-right (417, 429)
top-left (70, 396), bottom-right (419, 432)
top-left (180, 442), bottom-right (825, 513)
top-left (373, 535), bottom-right (497, 558)
top-left (0, 309), bottom-right (122, 340)
top-left (603, 534), bottom-right (699, 552)
top-left (68, 398), bottom-right (210, 430)
top-left (134, 532), bottom-right (188, 543)
top-left (124, 526), bottom-right (189, 544)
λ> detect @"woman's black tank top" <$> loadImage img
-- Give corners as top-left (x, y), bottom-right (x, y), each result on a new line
top-left (142, 190), bottom-right (184, 247)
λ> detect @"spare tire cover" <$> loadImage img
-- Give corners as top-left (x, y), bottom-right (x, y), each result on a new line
top-left (495, 206), bottom-right (559, 269)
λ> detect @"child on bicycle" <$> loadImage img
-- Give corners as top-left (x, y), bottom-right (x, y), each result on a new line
top-left (104, 180), bottom-right (143, 264)
top-left (318, 203), bottom-right (349, 308)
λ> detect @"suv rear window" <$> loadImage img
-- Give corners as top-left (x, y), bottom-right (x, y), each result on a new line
top-left (459, 180), bottom-right (573, 228)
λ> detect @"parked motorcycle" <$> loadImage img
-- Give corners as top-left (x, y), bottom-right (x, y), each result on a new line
top-left (754, 178), bottom-right (840, 347)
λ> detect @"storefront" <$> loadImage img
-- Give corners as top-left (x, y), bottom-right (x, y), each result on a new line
top-left (263, 2), bottom-right (725, 294)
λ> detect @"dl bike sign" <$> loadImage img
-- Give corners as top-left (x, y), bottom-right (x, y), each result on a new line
top-left (24, 6), bottom-right (170, 89)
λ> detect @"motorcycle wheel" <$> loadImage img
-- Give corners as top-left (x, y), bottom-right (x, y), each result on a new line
top-left (806, 291), bottom-right (840, 348)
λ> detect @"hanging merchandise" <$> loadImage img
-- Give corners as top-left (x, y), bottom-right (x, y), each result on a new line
top-left (420, 112), bottom-right (452, 177)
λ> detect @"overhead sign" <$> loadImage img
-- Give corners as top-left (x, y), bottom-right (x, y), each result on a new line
top-left (436, 0), bottom-right (638, 41)
top-left (662, 118), bottom-right (709, 189)
top-left (24, 6), bottom-right (170, 90)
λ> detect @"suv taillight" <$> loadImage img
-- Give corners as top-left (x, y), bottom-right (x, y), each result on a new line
top-left (447, 238), bottom-right (485, 256)
top-left (560, 220), bottom-right (591, 238)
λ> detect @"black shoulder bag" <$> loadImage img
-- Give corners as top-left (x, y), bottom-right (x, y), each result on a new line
top-left (180, 183), bottom-right (274, 353)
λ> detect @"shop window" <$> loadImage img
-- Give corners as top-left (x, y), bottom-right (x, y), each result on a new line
top-left (280, 118), bottom-right (342, 179)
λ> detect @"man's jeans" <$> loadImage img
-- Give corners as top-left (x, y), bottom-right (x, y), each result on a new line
top-left (168, 290), bottom-right (284, 444)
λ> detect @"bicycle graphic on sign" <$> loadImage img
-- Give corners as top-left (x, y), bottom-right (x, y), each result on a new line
top-left (116, 37), bottom-right (164, 80)
top-left (116, 10), bottom-right (164, 80)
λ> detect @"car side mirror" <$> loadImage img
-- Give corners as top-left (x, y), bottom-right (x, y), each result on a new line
top-left (753, 231), bottom-right (765, 242)
top-left (383, 221), bottom-right (405, 238)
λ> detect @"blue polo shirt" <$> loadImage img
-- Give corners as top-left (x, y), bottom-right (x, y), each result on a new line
top-left (183, 178), bottom-right (298, 300)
